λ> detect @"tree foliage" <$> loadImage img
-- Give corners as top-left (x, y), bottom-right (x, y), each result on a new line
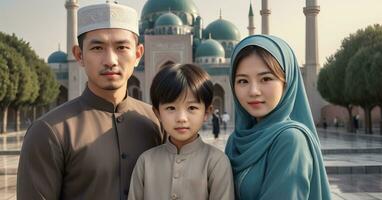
top-left (317, 24), bottom-right (382, 133)
top-left (0, 56), bottom-right (10, 102)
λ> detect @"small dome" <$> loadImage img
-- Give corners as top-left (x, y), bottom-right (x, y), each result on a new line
top-left (141, 0), bottom-right (199, 19)
top-left (195, 39), bottom-right (225, 58)
top-left (48, 51), bottom-right (67, 64)
top-left (204, 18), bottom-right (241, 41)
top-left (155, 12), bottom-right (183, 27)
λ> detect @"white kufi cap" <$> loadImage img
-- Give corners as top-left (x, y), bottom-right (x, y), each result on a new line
top-left (77, 2), bottom-right (139, 36)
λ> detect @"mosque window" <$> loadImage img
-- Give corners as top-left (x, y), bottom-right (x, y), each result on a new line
top-left (212, 58), bottom-right (216, 63)
top-left (205, 58), bottom-right (208, 63)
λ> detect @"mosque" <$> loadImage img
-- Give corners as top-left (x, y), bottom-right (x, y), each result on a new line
top-left (48, 0), bottom-right (324, 125)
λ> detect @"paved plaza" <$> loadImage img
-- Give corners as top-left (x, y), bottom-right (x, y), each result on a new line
top-left (0, 127), bottom-right (381, 199)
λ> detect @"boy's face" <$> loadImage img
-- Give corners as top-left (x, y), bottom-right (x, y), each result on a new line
top-left (155, 89), bottom-right (211, 149)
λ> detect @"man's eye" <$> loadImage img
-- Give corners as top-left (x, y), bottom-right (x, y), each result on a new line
top-left (117, 46), bottom-right (130, 50)
top-left (90, 46), bottom-right (102, 50)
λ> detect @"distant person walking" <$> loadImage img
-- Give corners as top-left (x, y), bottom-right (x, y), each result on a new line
top-left (222, 111), bottom-right (230, 131)
top-left (212, 109), bottom-right (220, 139)
top-left (333, 117), bottom-right (338, 129)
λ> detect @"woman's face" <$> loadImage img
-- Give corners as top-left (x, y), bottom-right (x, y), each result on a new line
top-left (234, 53), bottom-right (284, 121)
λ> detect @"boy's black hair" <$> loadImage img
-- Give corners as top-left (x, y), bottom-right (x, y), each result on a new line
top-left (150, 63), bottom-right (213, 110)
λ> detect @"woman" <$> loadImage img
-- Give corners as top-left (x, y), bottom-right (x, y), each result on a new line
top-left (225, 35), bottom-right (331, 200)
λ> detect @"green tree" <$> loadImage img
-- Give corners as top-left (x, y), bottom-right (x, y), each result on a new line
top-left (0, 56), bottom-right (10, 102)
top-left (33, 59), bottom-right (60, 109)
top-left (0, 32), bottom-right (59, 127)
top-left (318, 56), bottom-right (354, 131)
top-left (369, 49), bottom-right (382, 134)
top-left (346, 46), bottom-right (378, 134)
top-left (318, 24), bottom-right (382, 133)
top-left (0, 43), bottom-right (21, 133)
top-left (11, 62), bottom-right (39, 131)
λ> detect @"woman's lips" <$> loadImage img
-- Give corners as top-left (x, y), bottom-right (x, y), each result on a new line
top-left (248, 101), bottom-right (264, 108)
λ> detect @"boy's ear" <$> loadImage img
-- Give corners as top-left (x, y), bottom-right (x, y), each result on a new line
top-left (152, 107), bottom-right (160, 120)
top-left (204, 105), bottom-right (213, 121)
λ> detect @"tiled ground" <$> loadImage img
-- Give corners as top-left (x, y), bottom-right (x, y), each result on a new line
top-left (0, 128), bottom-right (381, 200)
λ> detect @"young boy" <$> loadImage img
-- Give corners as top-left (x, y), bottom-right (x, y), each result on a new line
top-left (128, 64), bottom-right (234, 200)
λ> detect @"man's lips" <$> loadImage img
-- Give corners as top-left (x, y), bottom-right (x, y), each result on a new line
top-left (101, 72), bottom-right (121, 76)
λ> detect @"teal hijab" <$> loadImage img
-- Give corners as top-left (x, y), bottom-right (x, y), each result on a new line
top-left (225, 35), bottom-right (331, 199)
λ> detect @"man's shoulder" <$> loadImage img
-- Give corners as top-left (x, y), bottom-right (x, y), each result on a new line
top-left (126, 96), bottom-right (152, 110)
top-left (38, 97), bottom-right (83, 124)
top-left (126, 97), bottom-right (158, 122)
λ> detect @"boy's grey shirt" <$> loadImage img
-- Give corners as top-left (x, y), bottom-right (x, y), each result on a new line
top-left (128, 136), bottom-right (234, 200)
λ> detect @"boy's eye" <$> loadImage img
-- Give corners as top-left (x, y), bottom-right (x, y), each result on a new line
top-left (165, 106), bottom-right (175, 111)
top-left (189, 106), bottom-right (199, 110)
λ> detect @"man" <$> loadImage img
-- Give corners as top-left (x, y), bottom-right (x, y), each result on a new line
top-left (17, 2), bottom-right (163, 200)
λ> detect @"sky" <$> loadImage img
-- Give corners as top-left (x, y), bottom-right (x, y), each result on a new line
top-left (0, 0), bottom-right (381, 67)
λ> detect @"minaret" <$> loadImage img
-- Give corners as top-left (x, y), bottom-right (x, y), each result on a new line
top-left (248, 1), bottom-right (255, 35)
top-left (66, 0), bottom-right (87, 100)
top-left (260, 0), bottom-right (270, 34)
top-left (304, 0), bottom-right (323, 123)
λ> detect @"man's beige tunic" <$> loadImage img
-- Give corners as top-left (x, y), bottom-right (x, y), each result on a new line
top-left (17, 87), bottom-right (163, 200)
top-left (128, 136), bottom-right (234, 200)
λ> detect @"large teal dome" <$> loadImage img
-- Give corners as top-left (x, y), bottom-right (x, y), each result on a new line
top-left (155, 12), bottom-right (183, 27)
top-left (141, 0), bottom-right (199, 18)
top-left (195, 39), bottom-right (225, 58)
top-left (48, 51), bottom-right (67, 63)
top-left (204, 18), bottom-right (241, 41)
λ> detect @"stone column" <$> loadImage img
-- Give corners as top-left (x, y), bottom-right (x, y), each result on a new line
top-left (304, 0), bottom-right (323, 123)
top-left (260, 0), bottom-right (270, 34)
top-left (66, 0), bottom-right (87, 100)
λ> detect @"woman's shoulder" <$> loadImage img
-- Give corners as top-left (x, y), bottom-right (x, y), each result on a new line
top-left (276, 127), bottom-right (308, 145)
top-left (269, 127), bottom-right (312, 159)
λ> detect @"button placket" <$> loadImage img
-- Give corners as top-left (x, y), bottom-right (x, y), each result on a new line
top-left (171, 155), bottom-right (184, 200)
top-left (116, 115), bottom-right (124, 123)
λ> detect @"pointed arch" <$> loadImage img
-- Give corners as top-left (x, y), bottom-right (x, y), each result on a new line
top-left (128, 75), bottom-right (142, 100)
top-left (212, 83), bottom-right (225, 113)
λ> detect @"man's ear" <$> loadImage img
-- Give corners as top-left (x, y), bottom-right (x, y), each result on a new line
top-left (204, 105), bottom-right (213, 121)
top-left (134, 44), bottom-right (144, 67)
top-left (72, 45), bottom-right (84, 67)
top-left (152, 107), bottom-right (160, 121)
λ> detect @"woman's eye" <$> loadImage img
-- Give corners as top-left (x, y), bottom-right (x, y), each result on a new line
top-left (236, 79), bottom-right (248, 84)
top-left (262, 77), bottom-right (273, 82)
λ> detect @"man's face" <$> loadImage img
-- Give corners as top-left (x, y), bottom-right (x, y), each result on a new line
top-left (73, 28), bottom-right (143, 95)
